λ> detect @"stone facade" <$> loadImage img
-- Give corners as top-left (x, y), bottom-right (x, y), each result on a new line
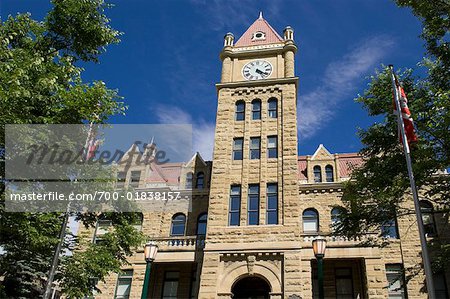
top-left (84, 15), bottom-right (450, 299)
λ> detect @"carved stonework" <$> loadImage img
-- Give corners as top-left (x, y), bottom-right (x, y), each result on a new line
top-left (246, 255), bottom-right (256, 275)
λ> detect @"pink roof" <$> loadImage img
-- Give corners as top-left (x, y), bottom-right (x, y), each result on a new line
top-left (146, 162), bottom-right (183, 184)
top-left (235, 15), bottom-right (283, 47)
top-left (298, 157), bottom-right (307, 180)
top-left (338, 154), bottom-right (364, 178)
top-left (297, 153), bottom-right (363, 180)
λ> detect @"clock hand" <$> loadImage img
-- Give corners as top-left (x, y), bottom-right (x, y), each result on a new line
top-left (255, 69), bottom-right (264, 75)
top-left (255, 69), bottom-right (268, 76)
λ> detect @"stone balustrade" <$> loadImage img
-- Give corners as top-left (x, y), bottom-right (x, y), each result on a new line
top-left (302, 233), bottom-right (378, 247)
top-left (152, 235), bottom-right (205, 251)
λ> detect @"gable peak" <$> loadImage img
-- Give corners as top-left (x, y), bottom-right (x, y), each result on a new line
top-left (234, 13), bottom-right (283, 47)
top-left (312, 144), bottom-right (333, 160)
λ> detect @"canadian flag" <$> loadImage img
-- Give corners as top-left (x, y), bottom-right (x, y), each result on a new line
top-left (86, 139), bottom-right (100, 160)
top-left (393, 83), bottom-right (418, 145)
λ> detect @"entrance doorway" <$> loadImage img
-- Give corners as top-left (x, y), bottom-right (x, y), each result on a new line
top-left (232, 276), bottom-right (271, 299)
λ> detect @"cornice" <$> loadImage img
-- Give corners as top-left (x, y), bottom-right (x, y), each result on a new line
top-left (216, 77), bottom-right (298, 91)
top-left (220, 42), bottom-right (297, 60)
top-left (298, 182), bottom-right (344, 194)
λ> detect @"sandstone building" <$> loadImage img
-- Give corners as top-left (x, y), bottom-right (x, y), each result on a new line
top-left (89, 14), bottom-right (450, 299)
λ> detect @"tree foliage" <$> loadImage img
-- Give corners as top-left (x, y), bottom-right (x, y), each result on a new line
top-left (337, 0), bottom-right (450, 268)
top-left (0, 1), bottom-right (145, 298)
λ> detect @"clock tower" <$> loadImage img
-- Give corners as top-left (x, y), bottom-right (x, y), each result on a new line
top-left (198, 13), bottom-right (301, 298)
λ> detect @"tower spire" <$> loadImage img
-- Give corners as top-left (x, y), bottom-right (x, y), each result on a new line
top-left (259, 11), bottom-right (263, 19)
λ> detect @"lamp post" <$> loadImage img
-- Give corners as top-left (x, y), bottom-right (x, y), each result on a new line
top-left (141, 241), bottom-right (158, 299)
top-left (312, 236), bottom-right (327, 299)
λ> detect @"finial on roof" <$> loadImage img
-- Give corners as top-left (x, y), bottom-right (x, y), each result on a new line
top-left (259, 11), bottom-right (263, 19)
top-left (150, 136), bottom-right (154, 145)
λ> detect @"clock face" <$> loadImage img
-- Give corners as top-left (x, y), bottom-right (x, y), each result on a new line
top-left (242, 60), bottom-right (273, 80)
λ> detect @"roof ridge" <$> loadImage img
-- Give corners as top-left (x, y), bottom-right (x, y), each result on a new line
top-left (260, 17), bottom-right (283, 40)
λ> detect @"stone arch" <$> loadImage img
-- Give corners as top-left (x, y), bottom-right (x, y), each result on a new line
top-left (232, 275), bottom-right (271, 298)
top-left (218, 262), bottom-right (282, 294)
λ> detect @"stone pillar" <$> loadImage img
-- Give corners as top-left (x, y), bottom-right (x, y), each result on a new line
top-left (220, 32), bottom-right (234, 83)
top-left (284, 251), bottom-right (303, 298)
top-left (364, 258), bottom-right (388, 299)
top-left (221, 56), bottom-right (232, 83)
top-left (300, 258), bottom-right (313, 299)
top-left (198, 253), bottom-right (220, 299)
top-left (284, 50), bottom-right (295, 78)
top-left (283, 26), bottom-right (297, 78)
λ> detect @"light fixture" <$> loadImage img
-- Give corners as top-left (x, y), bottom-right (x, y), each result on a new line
top-left (144, 241), bottom-right (158, 262)
top-left (312, 236), bottom-right (327, 257)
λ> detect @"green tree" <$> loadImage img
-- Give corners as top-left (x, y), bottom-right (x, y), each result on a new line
top-left (337, 0), bottom-right (450, 270)
top-left (0, 0), bottom-right (144, 297)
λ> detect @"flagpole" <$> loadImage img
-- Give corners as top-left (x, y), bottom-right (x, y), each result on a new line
top-left (389, 65), bottom-right (435, 299)
top-left (44, 120), bottom-right (97, 298)
top-left (43, 204), bottom-right (70, 299)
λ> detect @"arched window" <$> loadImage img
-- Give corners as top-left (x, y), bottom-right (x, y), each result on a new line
top-left (313, 165), bottom-right (322, 183)
top-left (196, 172), bottom-right (204, 189)
top-left (197, 213), bottom-right (207, 235)
top-left (251, 99), bottom-right (261, 120)
top-left (268, 98), bottom-right (277, 118)
top-left (420, 200), bottom-right (436, 236)
top-left (235, 101), bottom-right (245, 121)
top-left (331, 207), bottom-right (342, 231)
top-left (303, 209), bottom-right (319, 233)
top-left (185, 172), bottom-right (193, 189)
top-left (170, 213), bottom-right (186, 236)
top-left (325, 165), bottom-right (334, 182)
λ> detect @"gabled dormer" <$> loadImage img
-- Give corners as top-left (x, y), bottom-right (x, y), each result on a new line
top-left (306, 144), bottom-right (338, 184)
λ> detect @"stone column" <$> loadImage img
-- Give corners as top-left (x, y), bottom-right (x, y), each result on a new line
top-left (283, 26), bottom-right (297, 78)
top-left (364, 258), bottom-right (388, 299)
top-left (284, 49), bottom-right (295, 78)
top-left (221, 56), bottom-right (232, 83)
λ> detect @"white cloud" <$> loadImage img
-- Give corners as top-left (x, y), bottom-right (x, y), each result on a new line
top-left (298, 35), bottom-right (395, 139)
top-left (155, 106), bottom-right (215, 161)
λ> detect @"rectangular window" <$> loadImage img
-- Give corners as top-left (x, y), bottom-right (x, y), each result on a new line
top-left (162, 271), bottom-right (179, 299)
top-left (117, 171), bottom-right (126, 188)
top-left (93, 220), bottom-right (112, 244)
top-left (381, 219), bottom-right (399, 239)
top-left (250, 137), bottom-right (260, 159)
top-left (266, 183), bottom-right (278, 225)
top-left (114, 270), bottom-right (133, 299)
top-left (335, 268), bottom-right (353, 299)
top-left (233, 138), bottom-right (243, 160)
top-left (386, 264), bottom-right (407, 299)
top-left (229, 185), bottom-right (241, 226)
top-left (130, 171), bottom-right (141, 188)
top-left (248, 184), bottom-right (260, 225)
top-left (267, 136), bottom-right (277, 158)
top-left (268, 99), bottom-right (277, 118)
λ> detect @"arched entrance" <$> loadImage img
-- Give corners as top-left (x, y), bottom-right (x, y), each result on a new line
top-left (231, 276), bottom-right (271, 299)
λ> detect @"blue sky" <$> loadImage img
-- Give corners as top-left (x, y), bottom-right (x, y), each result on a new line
top-left (1, 0), bottom-right (425, 159)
